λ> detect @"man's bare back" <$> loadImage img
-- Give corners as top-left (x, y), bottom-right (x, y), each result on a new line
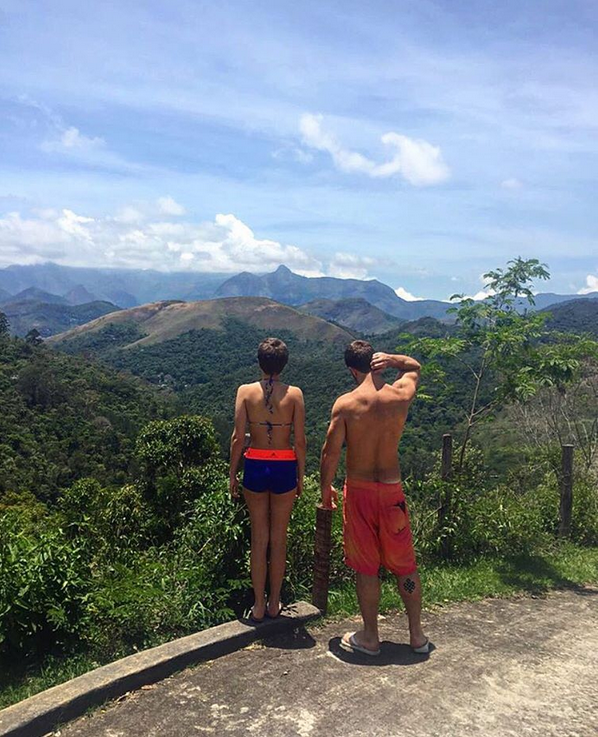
top-left (339, 375), bottom-right (412, 483)
top-left (320, 351), bottom-right (421, 506)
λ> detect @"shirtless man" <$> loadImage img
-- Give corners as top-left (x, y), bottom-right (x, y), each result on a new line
top-left (320, 339), bottom-right (428, 656)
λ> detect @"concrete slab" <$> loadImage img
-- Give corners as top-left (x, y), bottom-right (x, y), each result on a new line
top-left (56, 587), bottom-right (598, 737)
top-left (0, 602), bottom-right (319, 737)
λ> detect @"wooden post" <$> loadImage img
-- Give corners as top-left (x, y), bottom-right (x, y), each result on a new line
top-left (441, 433), bottom-right (453, 482)
top-left (558, 444), bottom-right (574, 537)
top-left (312, 505), bottom-right (333, 615)
top-left (439, 433), bottom-right (453, 559)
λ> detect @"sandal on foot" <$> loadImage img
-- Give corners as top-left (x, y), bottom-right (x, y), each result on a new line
top-left (340, 632), bottom-right (381, 657)
top-left (411, 637), bottom-right (430, 654)
top-left (245, 607), bottom-right (265, 624)
top-left (266, 604), bottom-right (284, 619)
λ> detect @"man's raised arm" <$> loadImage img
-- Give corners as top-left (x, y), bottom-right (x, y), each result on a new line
top-left (319, 399), bottom-right (346, 510)
top-left (370, 352), bottom-right (421, 399)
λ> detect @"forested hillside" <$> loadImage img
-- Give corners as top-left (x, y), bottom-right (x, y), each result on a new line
top-left (543, 298), bottom-right (598, 336)
top-left (2, 299), bottom-right (120, 337)
top-left (51, 304), bottom-right (460, 475)
top-left (0, 335), bottom-right (172, 501)
top-left (299, 297), bottom-right (404, 334)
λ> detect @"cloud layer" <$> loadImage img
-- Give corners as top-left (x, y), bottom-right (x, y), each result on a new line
top-left (0, 201), bottom-right (373, 278)
top-left (299, 114), bottom-right (450, 186)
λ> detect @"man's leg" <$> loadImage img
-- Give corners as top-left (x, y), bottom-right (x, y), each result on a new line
top-left (352, 572), bottom-right (381, 651)
top-left (396, 571), bottom-right (427, 648)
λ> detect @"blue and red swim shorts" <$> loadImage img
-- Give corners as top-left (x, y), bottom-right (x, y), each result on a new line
top-left (242, 448), bottom-right (298, 494)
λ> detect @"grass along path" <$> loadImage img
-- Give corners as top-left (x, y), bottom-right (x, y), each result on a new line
top-left (1, 542), bottom-right (597, 711)
top-left (327, 542), bottom-right (598, 617)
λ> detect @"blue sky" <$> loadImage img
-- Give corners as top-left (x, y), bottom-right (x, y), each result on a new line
top-left (0, 0), bottom-right (597, 299)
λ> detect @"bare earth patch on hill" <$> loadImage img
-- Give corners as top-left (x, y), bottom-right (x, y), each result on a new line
top-left (48, 297), bottom-right (353, 349)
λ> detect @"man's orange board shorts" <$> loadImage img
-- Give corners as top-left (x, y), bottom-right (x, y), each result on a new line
top-left (343, 479), bottom-right (417, 577)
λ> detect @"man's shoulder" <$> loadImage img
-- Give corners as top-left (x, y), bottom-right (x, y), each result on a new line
top-left (333, 390), bottom-right (357, 412)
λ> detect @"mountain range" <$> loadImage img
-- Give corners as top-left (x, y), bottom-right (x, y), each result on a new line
top-left (216, 265), bottom-right (452, 320)
top-left (1, 261), bottom-right (597, 337)
top-left (0, 262), bottom-right (226, 308)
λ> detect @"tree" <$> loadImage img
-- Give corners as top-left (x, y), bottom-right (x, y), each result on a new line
top-left (0, 311), bottom-right (9, 337)
top-left (135, 415), bottom-right (222, 540)
top-left (404, 258), bottom-right (598, 472)
top-left (25, 328), bottom-right (43, 345)
top-left (510, 359), bottom-right (598, 473)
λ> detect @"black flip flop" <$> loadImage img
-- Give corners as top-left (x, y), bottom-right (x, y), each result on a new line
top-left (244, 606), bottom-right (265, 625)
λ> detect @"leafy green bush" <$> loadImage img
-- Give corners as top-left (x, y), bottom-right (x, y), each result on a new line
top-left (570, 476), bottom-right (598, 545)
top-left (59, 479), bottom-right (153, 561)
top-left (0, 515), bottom-right (91, 654)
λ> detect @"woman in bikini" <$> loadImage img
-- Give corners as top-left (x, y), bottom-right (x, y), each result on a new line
top-left (229, 337), bottom-right (306, 622)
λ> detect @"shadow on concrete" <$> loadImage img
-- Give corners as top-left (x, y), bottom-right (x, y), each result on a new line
top-left (327, 637), bottom-right (435, 666)
top-left (262, 625), bottom-right (317, 651)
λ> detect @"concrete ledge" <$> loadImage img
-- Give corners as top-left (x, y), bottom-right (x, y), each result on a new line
top-left (0, 601), bottom-right (320, 737)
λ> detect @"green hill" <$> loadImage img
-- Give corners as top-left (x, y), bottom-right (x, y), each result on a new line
top-left (0, 335), bottom-right (172, 502)
top-left (299, 297), bottom-right (404, 334)
top-left (49, 296), bottom-right (353, 350)
top-left (50, 298), bottom-right (458, 474)
top-left (542, 297), bottom-right (598, 336)
top-left (2, 300), bottom-right (120, 338)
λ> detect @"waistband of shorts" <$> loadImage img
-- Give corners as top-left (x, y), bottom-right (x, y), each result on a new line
top-left (245, 448), bottom-right (297, 461)
top-left (344, 477), bottom-right (403, 493)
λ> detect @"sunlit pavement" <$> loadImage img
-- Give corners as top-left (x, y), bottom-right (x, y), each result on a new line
top-left (59, 587), bottom-right (598, 737)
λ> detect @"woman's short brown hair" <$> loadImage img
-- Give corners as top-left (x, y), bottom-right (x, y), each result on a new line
top-left (344, 339), bottom-right (373, 373)
top-left (258, 337), bottom-right (289, 375)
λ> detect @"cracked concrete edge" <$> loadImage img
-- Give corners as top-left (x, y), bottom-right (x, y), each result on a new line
top-left (0, 601), bottom-right (320, 737)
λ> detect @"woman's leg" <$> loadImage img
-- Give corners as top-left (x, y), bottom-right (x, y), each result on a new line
top-left (243, 488), bottom-right (270, 619)
top-left (267, 489), bottom-right (296, 616)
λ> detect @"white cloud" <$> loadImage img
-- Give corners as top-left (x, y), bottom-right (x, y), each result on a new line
top-left (0, 203), bottom-right (324, 276)
top-left (471, 289), bottom-right (494, 301)
top-left (501, 177), bottom-right (523, 189)
top-left (114, 206), bottom-right (145, 224)
top-left (328, 252), bottom-right (376, 279)
top-left (41, 126), bottom-right (105, 154)
top-left (578, 274), bottom-right (598, 295)
top-left (157, 196), bottom-right (185, 216)
top-left (395, 287), bottom-right (425, 302)
top-left (299, 113), bottom-right (450, 186)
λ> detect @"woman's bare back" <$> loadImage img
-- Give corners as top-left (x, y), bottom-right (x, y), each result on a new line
top-left (241, 380), bottom-right (299, 450)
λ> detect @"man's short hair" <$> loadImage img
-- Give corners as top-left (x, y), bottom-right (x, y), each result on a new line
top-left (344, 340), bottom-right (374, 374)
top-left (258, 337), bottom-right (289, 375)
